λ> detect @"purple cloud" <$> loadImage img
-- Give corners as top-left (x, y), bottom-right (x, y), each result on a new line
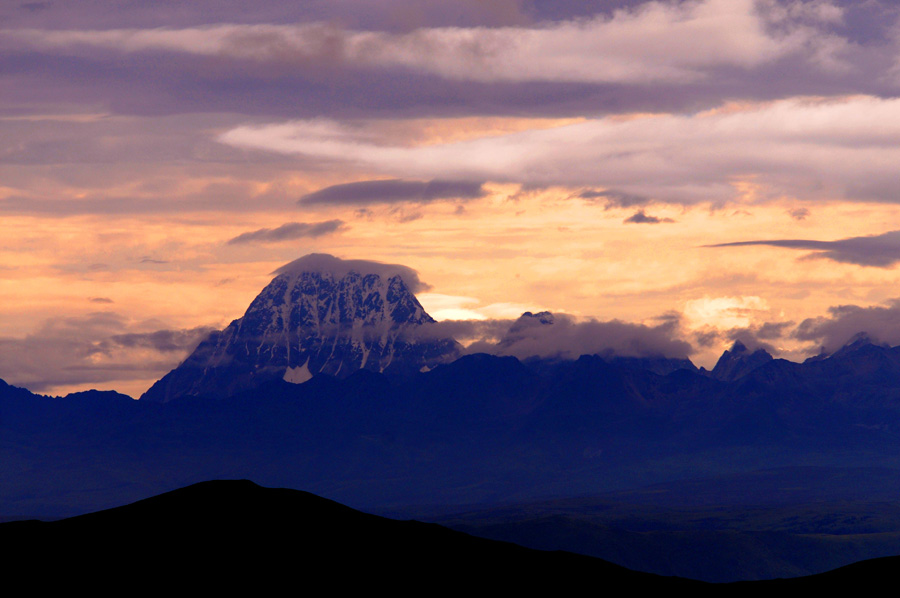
top-left (227, 220), bottom-right (345, 245)
top-left (299, 179), bottom-right (486, 206)
top-left (623, 209), bottom-right (674, 224)
top-left (706, 230), bottom-right (900, 267)
top-left (794, 300), bottom-right (900, 354)
top-left (5, 1), bottom-right (898, 121)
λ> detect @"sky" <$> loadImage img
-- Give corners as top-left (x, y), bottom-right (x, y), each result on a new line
top-left (5, 0), bottom-right (900, 397)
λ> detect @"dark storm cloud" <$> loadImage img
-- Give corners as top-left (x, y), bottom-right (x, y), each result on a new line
top-left (623, 210), bottom-right (674, 224)
top-left (299, 179), bottom-right (486, 206)
top-left (706, 230), bottom-right (900, 267)
top-left (227, 220), bottom-right (345, 245)
top-left (794, 300), bottom-right (900, 354)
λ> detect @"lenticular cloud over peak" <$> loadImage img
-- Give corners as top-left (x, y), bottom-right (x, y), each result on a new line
top-left (273, 254), bottom-right (431, 293)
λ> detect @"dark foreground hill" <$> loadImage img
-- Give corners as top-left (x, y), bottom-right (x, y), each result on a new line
top-left (2, 480), bottom-right (700, 594)
top-left (4, 480), bottom-right (898, 595)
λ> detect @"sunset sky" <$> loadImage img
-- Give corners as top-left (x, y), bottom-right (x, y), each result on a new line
top-left (6, 0), bottom-right (900, 398)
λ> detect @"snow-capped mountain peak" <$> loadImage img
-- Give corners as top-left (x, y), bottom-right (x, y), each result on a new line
top-left (141, 255), bottom-right (460, 402)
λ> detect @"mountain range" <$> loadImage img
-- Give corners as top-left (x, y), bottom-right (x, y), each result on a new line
top-left (7, 253), bottom-right (900, 582)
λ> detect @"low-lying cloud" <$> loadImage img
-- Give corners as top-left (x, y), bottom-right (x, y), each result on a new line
top-left (227, 220), bottom-right (345, 245)
top-left (484, 312), bottom-right (691, 360)
top-left (0, 313), bottom-right (216, 395)
top-left (695, 320), bottom-right (795, 355)
top-left (415, 311), bottom-right (692, 361)
top-left (105, 327), bottom-right (217, 353)
top-left (707, 230), bottom-right (900, 267)
top-left (794, 299), bottom-right (900, 354)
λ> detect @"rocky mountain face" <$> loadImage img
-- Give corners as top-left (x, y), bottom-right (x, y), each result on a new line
top-left (710, 340), bottom-right (774, 382)
top-left (141, 254), bottom-right (461, 403)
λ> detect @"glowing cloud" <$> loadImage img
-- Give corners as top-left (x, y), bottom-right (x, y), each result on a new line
top-left (220, 96), bottom-right (900, 205)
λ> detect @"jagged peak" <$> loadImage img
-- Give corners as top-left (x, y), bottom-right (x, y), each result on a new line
top-left (843, 331), bottom-right (877, 349)
top-left (272, 254), bottom-right (430, 293)
top-left (829, 332), bottom-right (889, 359)
top-left (711, 339), bottom-right (773, 381)
top-left (499, 310), bottom-right (556, 347)
top-left (729, 339), bottom-right (748, 354)
top-left (517, 311), bottom-right (556, 325)
top-left (724, 339), bottom-right (772, 358)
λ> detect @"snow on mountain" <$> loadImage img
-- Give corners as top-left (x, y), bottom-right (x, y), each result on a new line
top-left (140, 254), bottom-right (461, 402)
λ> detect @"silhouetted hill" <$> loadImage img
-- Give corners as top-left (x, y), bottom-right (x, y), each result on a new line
top-left (1, 480), bottom-right (701, 593)
top-left (4, 480), bottom-right (900, 593)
